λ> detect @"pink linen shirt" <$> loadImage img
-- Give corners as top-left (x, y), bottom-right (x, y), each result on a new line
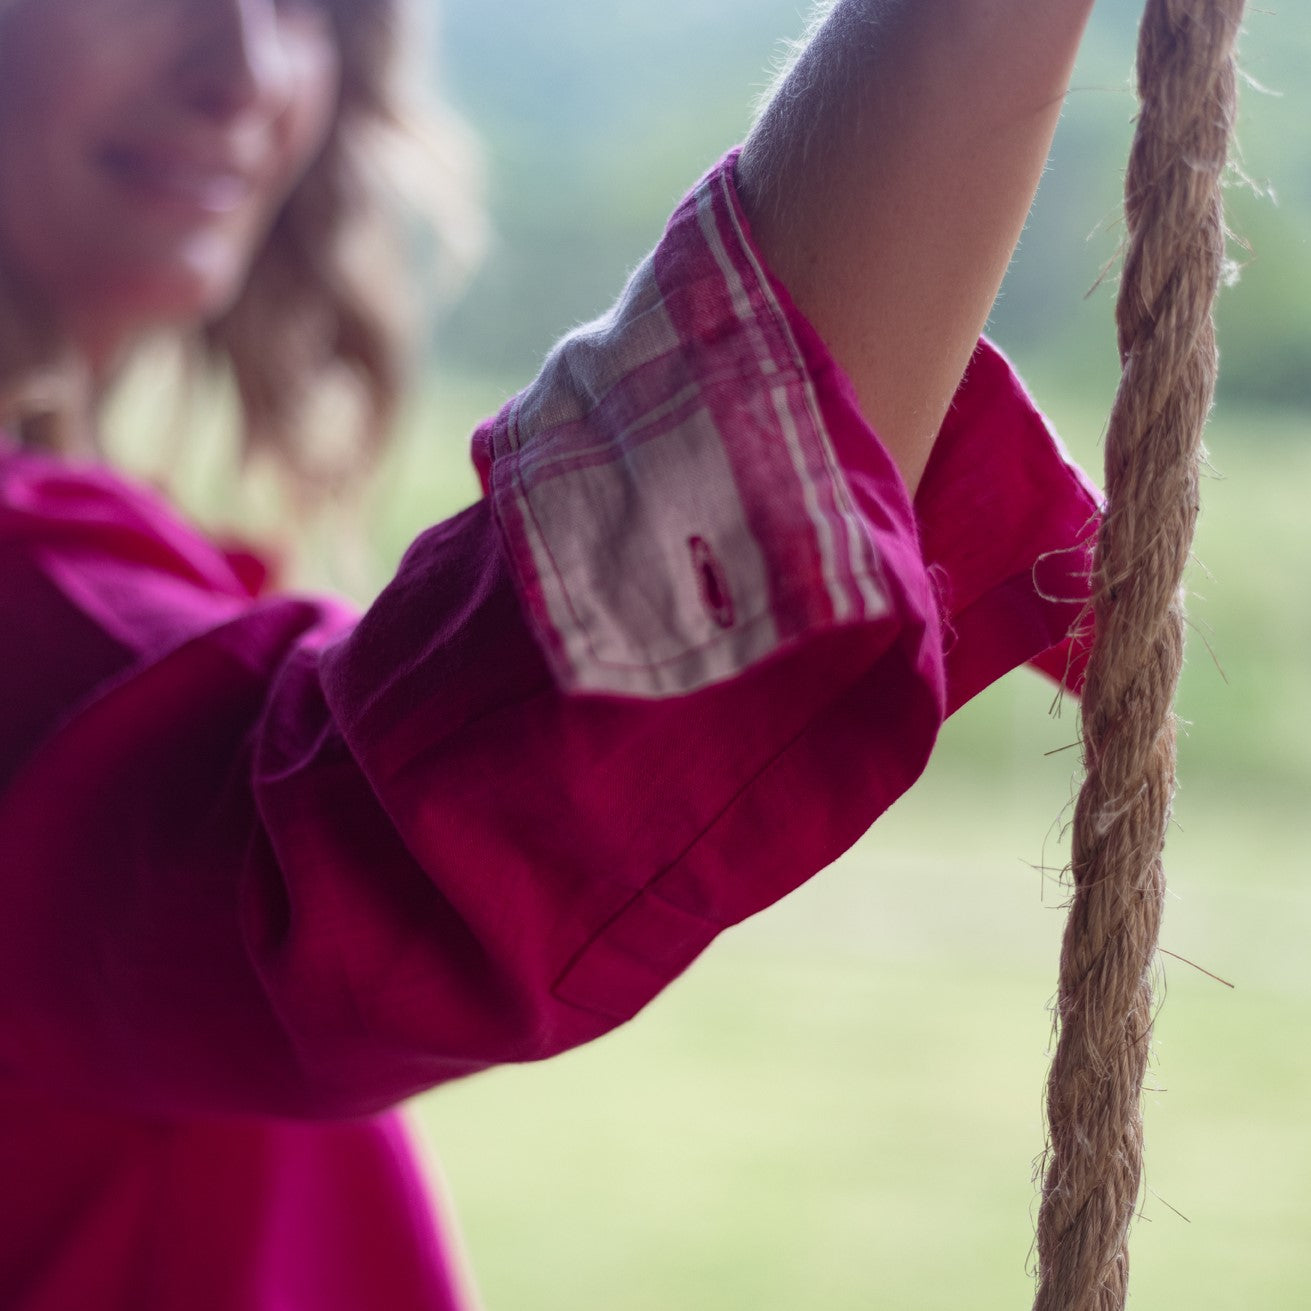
top-left (0, 153), bottom-right (1098, 1309)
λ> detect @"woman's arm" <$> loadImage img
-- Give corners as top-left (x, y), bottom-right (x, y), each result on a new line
top-left (0, 152), bottom-right (1098, 1118)
top-left (736, 0), bottom-right (1097, 494)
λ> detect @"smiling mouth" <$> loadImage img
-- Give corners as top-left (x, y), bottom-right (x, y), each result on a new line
top-left (97, 145), bottom-right (253, 215)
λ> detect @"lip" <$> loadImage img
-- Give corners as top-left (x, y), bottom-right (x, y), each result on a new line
top-left (96, 143), bottom-right (256, 215)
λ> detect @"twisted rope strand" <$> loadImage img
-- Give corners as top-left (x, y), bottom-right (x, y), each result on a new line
top-left (1033, 3), bottom-right (1245, 1309)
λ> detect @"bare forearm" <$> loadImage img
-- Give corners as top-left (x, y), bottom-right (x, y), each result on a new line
top-left (737, 0), bottom-right (1096, 493)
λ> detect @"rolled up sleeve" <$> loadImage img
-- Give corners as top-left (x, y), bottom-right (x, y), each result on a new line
top-left (0, 153), bottom-right (1096, 1122)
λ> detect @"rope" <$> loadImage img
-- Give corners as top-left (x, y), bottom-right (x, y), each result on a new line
top-left (1033, 3), bottom-right (1246, 1308)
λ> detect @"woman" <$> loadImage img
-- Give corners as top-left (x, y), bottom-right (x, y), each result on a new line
top-left (0, 1), bottom-right (1099, 1308)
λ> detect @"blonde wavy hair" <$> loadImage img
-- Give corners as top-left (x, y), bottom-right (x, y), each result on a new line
top-left (0, 0), bottom-right (483, 494)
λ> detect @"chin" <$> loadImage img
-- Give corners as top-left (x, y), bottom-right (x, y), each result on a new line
top-left (118, 261), bottom-right (255, 334)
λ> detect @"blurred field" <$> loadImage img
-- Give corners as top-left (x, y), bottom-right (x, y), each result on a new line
top-left (367, 380), bottom-right (1311, 1310)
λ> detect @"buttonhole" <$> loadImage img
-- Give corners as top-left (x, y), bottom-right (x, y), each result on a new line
top-left (688, 535), bottom-right (735, 629)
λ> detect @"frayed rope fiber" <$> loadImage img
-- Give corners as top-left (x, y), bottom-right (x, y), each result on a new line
top-left (1033, 3), bottom-right (1246, 1310)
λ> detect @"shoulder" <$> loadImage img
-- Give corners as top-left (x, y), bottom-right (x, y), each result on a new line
top-left (0, 439), bottom-right (263, 599)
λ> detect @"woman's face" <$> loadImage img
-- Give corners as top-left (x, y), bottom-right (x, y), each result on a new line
top-left (0, 0), bottom-right (341, 368)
